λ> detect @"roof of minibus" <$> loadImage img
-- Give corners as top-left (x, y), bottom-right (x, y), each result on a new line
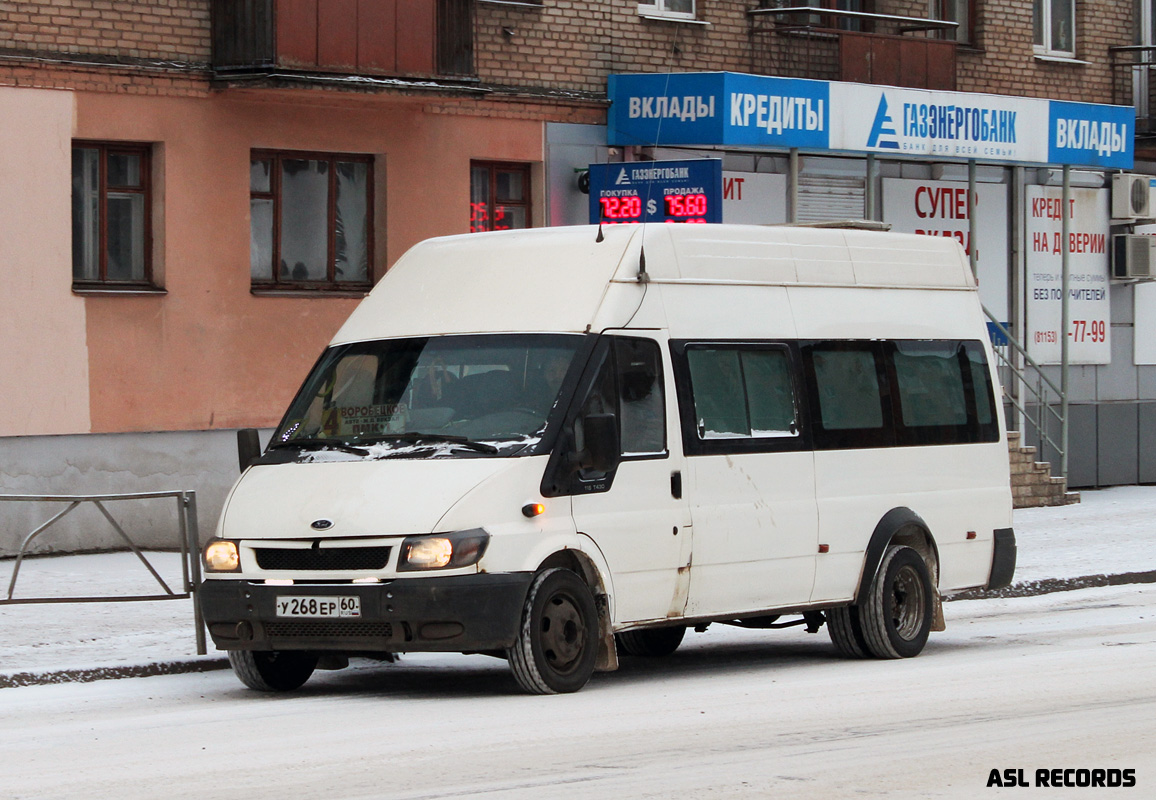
top-left (330, 223), bottom-right (975, 344)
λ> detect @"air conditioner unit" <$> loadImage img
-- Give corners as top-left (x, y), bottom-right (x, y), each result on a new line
top-left (1112, 173), bottom-right (1152, 220)
top-left (1113, 234), bottom-right (1156, 280)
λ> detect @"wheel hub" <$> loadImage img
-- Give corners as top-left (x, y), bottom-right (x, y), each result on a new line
top-left (889, 564), bottom-right (926, 640)
top-left (540, 592), bottom-right (587, 671)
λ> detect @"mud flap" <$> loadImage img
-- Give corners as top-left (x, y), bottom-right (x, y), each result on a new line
top-left (594, 593), bottom-right (619, 672)
top-left (931, 589), bottom-right (946, 632)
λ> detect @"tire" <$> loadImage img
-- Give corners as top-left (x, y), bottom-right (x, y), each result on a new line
top-left (228, 649), bottom-right (318, 692)
top-left (859, 545), bottom-right (934, 659)
top-left (616, 626), bottom-right (686, 657)
top-left (826, 605), bottom-right (870, 659)
top-left (506, 568), bottom-right (599, 695)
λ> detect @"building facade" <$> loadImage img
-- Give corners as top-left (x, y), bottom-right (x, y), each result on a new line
top-left (0, 1), bottom-right (1151, 553)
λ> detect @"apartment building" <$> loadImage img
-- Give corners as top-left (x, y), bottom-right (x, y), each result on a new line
top-left (0, 1), bottom-right (1150, 552)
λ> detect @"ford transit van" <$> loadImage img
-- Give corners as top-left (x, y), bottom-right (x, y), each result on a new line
top-left (199, 223), bottom-right (1015, 694)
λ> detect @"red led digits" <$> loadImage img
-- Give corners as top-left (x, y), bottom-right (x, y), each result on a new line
top-left (599, 195), bottom-right (643, 221)
top-left (664, 193), bottom-right (708, 223)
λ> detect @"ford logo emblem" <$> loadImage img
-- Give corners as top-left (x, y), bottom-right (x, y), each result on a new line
top-left (311, 519), bottom-right (334, 531)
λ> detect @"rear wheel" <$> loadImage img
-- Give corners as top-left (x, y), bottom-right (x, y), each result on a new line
top-left (860, 545), bottom-right (934, 659)
top-left (826, 605), bottom-right (869, 658)
top-left (228, 649), bottom-right (318, 692)
top-left (616, 626), bottom-right (686, 657)
top-left (507, 568), bottom-right (599, 694)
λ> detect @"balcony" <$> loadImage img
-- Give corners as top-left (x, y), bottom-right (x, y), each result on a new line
top-left (211, 0), bottom-right (475, 82)
top-left (1109, 45), bottom-right (1156, 152)
top-left (749, 5), bottom-right (957, 91)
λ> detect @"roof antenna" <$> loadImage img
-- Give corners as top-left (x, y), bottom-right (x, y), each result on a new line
top-left (638, 244), bottom-right (649, 283)
top-left (596, 220), bottom-right (604, 243)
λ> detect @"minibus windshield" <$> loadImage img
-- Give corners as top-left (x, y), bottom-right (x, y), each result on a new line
top-left (271, 333), bottom-right (585, 459)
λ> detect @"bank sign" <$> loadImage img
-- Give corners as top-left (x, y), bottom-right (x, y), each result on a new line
top-left (607, 73), bottom-right (1133, 169)
top-left (587, 159), bottom-right (723, 224)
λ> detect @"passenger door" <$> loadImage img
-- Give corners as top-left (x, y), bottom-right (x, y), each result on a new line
top-left (567, 333), bottom-right (693, 625)
top-left (672, 342), bottom-right (818, 617)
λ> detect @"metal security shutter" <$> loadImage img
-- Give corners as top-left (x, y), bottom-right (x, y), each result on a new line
top-left (797, 175), bottom-right (865, 222)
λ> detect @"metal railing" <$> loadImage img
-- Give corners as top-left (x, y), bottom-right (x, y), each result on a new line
top-left (1109, 44), bottom-right (1156, 137)
top-left (984, 310), bottom-right (1067, 480)
top-left (748, 4), bottom-right (959, 88)
top-left (748, 5), bottom-right (959, 36)
top-left (210, 0), bottom-right (476, 78)
top-left (1, 491), bottom-right (205, 655)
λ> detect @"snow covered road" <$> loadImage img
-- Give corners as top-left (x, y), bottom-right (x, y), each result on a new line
top-left (2, 583), bottom-right (1153, 799)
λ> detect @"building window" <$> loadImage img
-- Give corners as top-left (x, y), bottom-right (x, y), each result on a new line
top-left (470, 162), bottom-right (531, 233)
top-left (639, 0), bottom-right (695, 20)
top-left (250, 151), bottom-right (374, 290)
top-left (931, 0), bottom-right (972, 44)
top-left (1033, 0), bottom-right (1075, 57)
top-left (72, 142), bottom-right (153, 288)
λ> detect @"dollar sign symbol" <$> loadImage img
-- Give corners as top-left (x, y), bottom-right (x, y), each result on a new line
top-left (647, 199), bottom-right (657, 216)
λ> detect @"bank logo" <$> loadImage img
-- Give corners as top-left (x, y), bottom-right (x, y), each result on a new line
top-left (615, 168), bottom-right (631, 186)
top-left (866, 94), bottom-right (900, 150)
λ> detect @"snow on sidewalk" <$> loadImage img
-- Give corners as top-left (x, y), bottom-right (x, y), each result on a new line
top-left (1, 485), bottom-right (1154, 683)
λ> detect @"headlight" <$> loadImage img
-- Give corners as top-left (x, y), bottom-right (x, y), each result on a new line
top-left (398, 529), bottom-right (489, 571)
top-left (203, 539), bottom-right (240, 572)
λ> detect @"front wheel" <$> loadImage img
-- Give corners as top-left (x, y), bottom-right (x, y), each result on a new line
top-left (859, 545), bottom-right (934, 659)
top-left (228, 649), bottom-right (318, 692)
top-left (506, 568), bottom-right (599, 694)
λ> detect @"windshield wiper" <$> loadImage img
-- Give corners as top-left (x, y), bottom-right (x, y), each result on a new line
top-left (360, 432), bottom-right (500, 455)
top-left (269, 438), bottom-right (370, 457)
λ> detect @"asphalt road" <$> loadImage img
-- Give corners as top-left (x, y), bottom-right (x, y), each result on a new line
top-left (2, 583), bottom-right (1153, 799)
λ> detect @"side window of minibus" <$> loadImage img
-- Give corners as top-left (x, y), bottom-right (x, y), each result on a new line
top-left (570, 337), bottom-right (665, 483)
top-left (685, 346), bottom-right (799, 442)
top-left (885, 339), bottom-right (1000, 446)
top-left (803, 342), bottom-right (892, 450)
top-left (614, 337), bottom-right (666, 457)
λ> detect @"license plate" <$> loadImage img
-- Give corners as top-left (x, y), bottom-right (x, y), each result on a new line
top-left (275, 595), bottom-right (361, 618)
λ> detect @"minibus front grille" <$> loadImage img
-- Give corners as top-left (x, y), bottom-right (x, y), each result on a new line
top-left (254, 546), bottom-right (392, 571)
top-left (265, 621), bottom-right (394, 640)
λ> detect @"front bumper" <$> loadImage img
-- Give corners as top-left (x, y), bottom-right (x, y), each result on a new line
top-left (199, 572), bottom-right (533, 654)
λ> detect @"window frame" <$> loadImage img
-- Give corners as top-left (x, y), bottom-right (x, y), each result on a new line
top-left (71, 140), bottom-right (155, 290)
top-left (250, 149), bottom-right (375, 293)
top-left (469, 160), bottom-right (533, 233)
top-left (931, 0), bottom-right (974, 45)
top-left (638, 0), bottom-right (697, 22)
top-left (671, 341), bottom-right (811, 457)
top-left (1033, 0), bottom-right (1077, 58)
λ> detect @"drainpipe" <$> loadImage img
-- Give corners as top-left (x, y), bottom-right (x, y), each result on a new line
top-left (968, 159), bottom-right (978, 278)
top-left (789, 148), bottom-right (799, 223)
top-left (865, 153), bottom-right (877, 220)
top-left (1060, 165), bottom-right (1071, 480)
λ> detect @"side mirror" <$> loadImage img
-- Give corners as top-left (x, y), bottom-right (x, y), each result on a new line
top-left (237, 428), bottom-right (262, 473)
top-left (579, 414), bottom-right (620, 474)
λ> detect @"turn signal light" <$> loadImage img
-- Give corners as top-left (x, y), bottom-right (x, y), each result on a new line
top-left (522, 503), bottom-right (546, 518)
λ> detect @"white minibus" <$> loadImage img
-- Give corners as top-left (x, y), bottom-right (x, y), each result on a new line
top-left (200, 223), bottom-right (1016, 694)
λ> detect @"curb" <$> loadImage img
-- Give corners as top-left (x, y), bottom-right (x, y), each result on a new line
top-left (4, 573), bottom-right (1155, 689)
top-left (945, 570), bottom-right (1156, 602)
top-left (0, 658), bottom-right (228, 690)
